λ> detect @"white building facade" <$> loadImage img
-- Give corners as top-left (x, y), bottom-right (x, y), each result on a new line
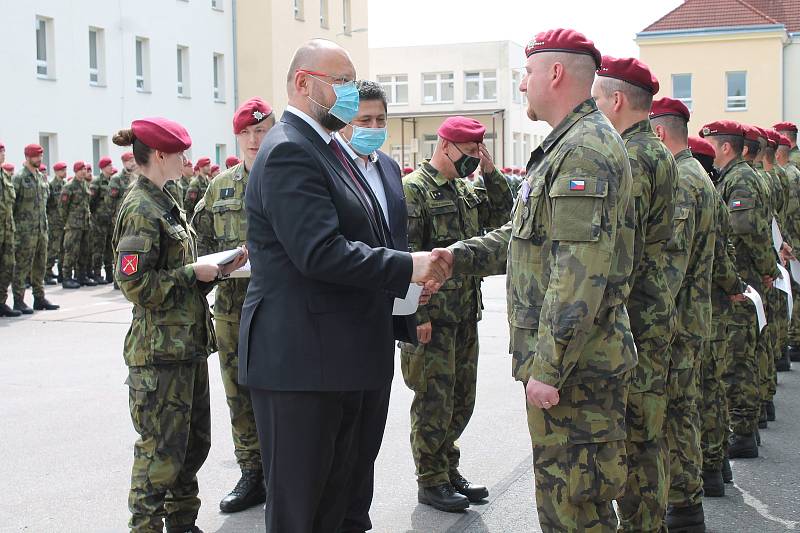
top-left (369, 41), bottom-right (551, 170)
top-left (0, 0), bottom-right (236, 172)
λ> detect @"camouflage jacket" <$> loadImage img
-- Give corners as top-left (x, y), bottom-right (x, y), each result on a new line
top-left (716, 158), bottom-right (779, 286)
top-left (47, 175), bottom-right (65, 228)
top-left (113, 176), bottom-right (216, 367)
top-left (766, 164), bottom-right (791, 246)
top-left (192, 163), bottom-right (250, 323)
top-left (13, 166), bottom-right (48, 234)
top-left (790, 146), bottom-right (800, 168)
top-left (60, 178), bottom-right (91, 230)
top-left (711, 191), bottom-right (745, 316)
top-left (450, 99), bottom-right (636, 389)
top-left (176, 175), bottom-right (192, 209)
top-left (89, 173), bottom-right (113, 224)
top-left (663, 150), bottom-right (716, 347)
top-left (781, 163), bottom-right (800, 243)
top-left (0, 168), bottom-right (15, 240)
top-left (183, 174), bottom-right (210, 214)
top-left (404, 162), bottom-right (512, 325)
top-left (108, 169), bottom-right (135, 225)
top-left (622, 119), bottom-right (677, 345)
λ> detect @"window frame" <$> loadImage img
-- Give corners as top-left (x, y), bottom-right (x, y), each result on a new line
top-left (135, 37), bottom-right (150, 92)
top-left (725, 71), bottom-right (748, 112)
top-left (213, 53), bottom-right (225, 102)
top-left (671, 73), bottom-right (692, 111)
top-left (35, 16), bottom-right (55, 79)
top-left (377, 74), bottom-right (408, 105)
top-left (293, 0), bottom-right (304, 21)
top-left (464, 70), bottom-right (498, 103)
top-left (319, 0), bottom-right (329, 28)
top-left (422, 72), bottom-right (455, 104)
top-left (177, 45), bottom-right (191, 97)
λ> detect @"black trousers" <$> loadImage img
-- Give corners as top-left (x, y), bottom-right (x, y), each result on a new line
top-left (340, 384), bottom-right (392, 533)
top-left (251, 389), bottom-right (364, 533)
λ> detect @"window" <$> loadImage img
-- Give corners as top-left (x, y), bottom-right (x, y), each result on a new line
top-left (36, 16), bottom-right (54, 78)
top-left (39, 133), bottom-right (56, 168)
top-left (213, 53), bottom-right (225, 101)
top-left (293, 0), bottom-right (304, 20)
top-left (211, 0), bottom-right (223, 9)
top-left (135, 37), bottom-right (150, 92)
top-left (512, 70), bottom-right (524, 104)
top-left (320, 0), bottom-right (329, 28)
top-left (342, 0), bottom-right (351, 34)
top-left (88, 27), bottom-right (105, 86)
top-left (726, 71), bottom-right (747, 111)
top-left (672, 74), bottom-right (692, 110)
top-left (377, 74), bottom-right (408, 105)
top-left (422, 134), bottom-right (438, 159)
top-left (92, 136), bottom-right (107, 175)
top-left (177, 45), bottom-right (190, 97)
top-left (422, 72), bottom-right (454, 104)
top-left (522, 134), bottom-right (530, 164)
top-left (215, 144), bottom-right (227, 164)
top-left (465, 70), bottom-right (497, 102)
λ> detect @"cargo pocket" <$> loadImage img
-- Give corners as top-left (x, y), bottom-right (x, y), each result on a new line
top-left (511, 177), bottom-right (544, 240)
top-left (665, 205), bottom-right (690, 252)
top-left (399, 342), bottom-right (427, 392)
top-left (427, 201), bottom-right (460, 243)
top-left (549, 177), bottom-right (608, 242)
top-left (211, 198), bottom-right (244, 241)
top-left (125, 366), bottom-right (159, 436)
top-left (567, 440), bottom-right (627, 504)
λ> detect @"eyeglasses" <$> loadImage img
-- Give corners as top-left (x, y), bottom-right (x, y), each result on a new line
top-left (296, 69), bottom-right (354, 86)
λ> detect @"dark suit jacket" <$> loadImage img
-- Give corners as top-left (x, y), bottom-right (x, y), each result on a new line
top-left (239, 111), bottom-right (413, 392)
top-left (373, 150), bottom-right (417, 344)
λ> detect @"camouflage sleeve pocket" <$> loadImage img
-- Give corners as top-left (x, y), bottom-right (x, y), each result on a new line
top-left (399, 342), bottom-right (427, 392)
top-left (665, 205), bottom-right (691, 252)
top-left (549, 177), bottom-right (607, 242)
top-left (728, 196), bottom-right (756, 235)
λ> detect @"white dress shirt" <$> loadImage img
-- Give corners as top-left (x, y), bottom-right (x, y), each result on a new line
top-left (336, 133), bottom-right (390, 227)
top-left (285, 105), bottom-right (333, 142)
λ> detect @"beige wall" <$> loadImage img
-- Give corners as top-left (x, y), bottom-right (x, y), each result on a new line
top-left (638, 31), bottom-right (785, 133)
top-left (236, 0), bottom-right (369, 116)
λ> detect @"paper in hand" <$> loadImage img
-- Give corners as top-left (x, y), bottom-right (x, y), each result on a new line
top-left (393, 284), bottom-right (423, 316)
top-left (744, 285), bottom-right (767, 332)
top-left (197, 247), bottom-right (244, 267)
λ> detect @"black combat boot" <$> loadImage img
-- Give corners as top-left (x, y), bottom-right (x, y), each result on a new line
top-left (219, 469), bottom-right (266, 513)
top-left (789, 344), bottom-right (800, 362)
top-left (33, 298), bottom-right (60, 311)
top-left (666, 503), bottom-right (706, 532)
top-left (165, 525), bottom-right (204, 533)
top-left (722, 457), bottom-right (733, 483)
top-left (728, 433), bottom-right (758, 458)
top-left (0, 302), bottom-right (22, 317)
top-left (13, 300), bottom-right (34, 315)
top-left (418, 483), bottom-right (469, 512)
top-left (105, 268), bottom-right (114, 284)
top-left (702, 469), bottom-right (724, 497)
top-left (765, 400), bottom-right (776, 421)
top-left (92, 270), bottom-right (109, 285)
top-left (450, 471), bottom-right (489, 502)
top-left (80, 274), bottom-right (97, 287)
top-left (44, 272), bottom-right (57, 286)
top-left (776, 348), bottom-right (791, 372)
top-left (758, 405), bottom-right (768, 429)
top-left (62, 278), bottom-right (81, 289)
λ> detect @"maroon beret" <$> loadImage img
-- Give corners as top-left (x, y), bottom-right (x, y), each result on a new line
top-left (225, 155), bottom-right (240, 168)
top-left (403, 167), bottom-right (413, 175)
top-left (131, 117), bottom-right (192, 153)
top-left (85, 162), bottom-right (92, 171)
top-left (2, 163), bottom-right (13, 172)
top-left (53, 162), bottom-right (67, 171)
top-left (599, 56), bottom-right (659, 95)
top-left (650, 97), bottom-right (689, 121)
top-left (73, 161), bottom-right (86, 173)
top-left (699, 120), bottom-right (743, 138)
top-left (24, 144), bottom-right (44, 157)
top-left (688, 136), bottom-right (716, 158)
top-left (525, 28), bottom-right (602, 69)
top-left (121, 152), bottom-right (135, 162)
top-left (743, 125), bottom-right (762, 142)
top-left (438, 116), bottom-right (485, 144)
top-left (39, 164), bottom-right (47, 172)
top-left (98, 156), bottom-right (113, 169)
top-left (773, 122), bottom-right (798, 133)
top-left (777, 134), bottom-right (791, 147)
top-left (763, 129), bottom-right (779, 149)
top-left (233, 97), bottom-right (273, 134)
top-left (211, 164), bottom-right (220, 172)
top-left (196, 157), bottom-right (211, 168)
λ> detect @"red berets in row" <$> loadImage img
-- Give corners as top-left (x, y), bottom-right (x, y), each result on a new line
top-left (53, 162), bottom-right (67, 171)
top-left (438, 116), bottom-right (485, 144)
top-left (73, 161), bottom-right (86, 173)
top-left (599, 56), bottom-right (659, 95)
top-left (650, 97), bottom-right (690, 121)
top-left (774, 122), bottom-right (797, 133)
top-left (196, 157), bottom-right (211, 169)
top-left (98, 156), bottom-right (113, 169)
top-left (699, 121), bottom-right (744, 138)
top-left (225, 155), bottom-right (240, 168)
top-left (24, 144), bottom-right (44, 158)
top-left (131, 117), bottom-right (192, 153)
top-left (525, 28), bottom-right (602, 69)
top-left (233, 97), bottom-right (273, 134)
top-left (688, 136), bottom-right (716, 158)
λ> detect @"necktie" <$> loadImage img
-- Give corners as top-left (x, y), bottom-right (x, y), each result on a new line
top-left (329, 139), bottom-right (376, 220)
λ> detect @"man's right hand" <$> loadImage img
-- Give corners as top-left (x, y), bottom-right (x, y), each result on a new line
top-left (417, 321), bottom-right (432, 344)
top-left (411, 252), bottom-right (451, 286)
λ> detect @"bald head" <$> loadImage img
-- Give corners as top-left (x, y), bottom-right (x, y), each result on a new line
top-left (523, 51), bottom-right (598, 126)
top-left (286, 39), bottom-right (354, 89)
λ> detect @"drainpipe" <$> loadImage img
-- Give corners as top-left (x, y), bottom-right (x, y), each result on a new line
top-left (232, 0), bottom-right (240, 154)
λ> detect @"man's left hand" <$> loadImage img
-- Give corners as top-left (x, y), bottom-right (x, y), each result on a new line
top-left (525, 378), bottom-right (560, 409)
top-left (478, 143), bottom-right (495, 175)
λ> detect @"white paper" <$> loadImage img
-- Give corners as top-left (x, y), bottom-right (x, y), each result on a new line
top-left (772, 217), bottom-right (783, 254)
top-left (775, 263), bottom-right (793, 320)
top-left (790, 259), bottom-right (800, 285)
top-left (229, 260), bottom-right (251, 278)
top-left (393, 284), bottom-right (423, 316)
top-left (744, 285), bottom-right (767, 332)
top-left (197, 247), bottom-right (244, 266)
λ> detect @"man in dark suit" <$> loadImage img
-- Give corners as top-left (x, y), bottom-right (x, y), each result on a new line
top-left (239, 39), bottom-right (448, 532)
top-left (335, 80), bottom-right (418, 532)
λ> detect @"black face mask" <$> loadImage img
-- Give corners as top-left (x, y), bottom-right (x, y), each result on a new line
top-left (447, 144), bottom-right (481, 179)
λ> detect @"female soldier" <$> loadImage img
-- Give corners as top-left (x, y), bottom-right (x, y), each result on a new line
top-left (112, 117), bottom-right (247, 533)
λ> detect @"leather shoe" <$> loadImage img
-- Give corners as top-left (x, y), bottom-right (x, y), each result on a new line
top-left (93, 272), bottom-right (109, 285)
top-left (13, 301), bottom-right (34, 315)
top-left (219, 469), bottom-right (266, 513)
top-left (702, 469), bottom-right (724, 497)
top-left (80, 276), bottom-right (97, 287)
top-left (722, 457), bottom-right (733, 483)
top-left (450, 471), bottom-right (488, 502)
top-left (666, 503), bottom-right (706, 533)
top-left (0, 303), bottom-right (22, 317)
top-left (728, 433), bottom-right (758, 458)
top-left (418, 483), bottom-right (469, 512)
top-left (62, 279), bottom-right (81, 289)
top-left (33, 298), bottom-right (60, 311)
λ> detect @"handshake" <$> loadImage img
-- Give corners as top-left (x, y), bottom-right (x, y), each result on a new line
top-left (411, 248), bottom-right (454, 296)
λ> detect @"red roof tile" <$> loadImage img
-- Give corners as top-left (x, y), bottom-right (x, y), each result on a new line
top-left (642, 0), bottom-right (800, 34)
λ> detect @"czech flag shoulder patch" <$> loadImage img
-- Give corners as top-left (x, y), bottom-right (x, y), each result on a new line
top-left (120, 254), bottom-right (139, 276)
top-left (731, 200), bottom-right (743, 208)
top-left (569, 179), bottom-right (586, 191)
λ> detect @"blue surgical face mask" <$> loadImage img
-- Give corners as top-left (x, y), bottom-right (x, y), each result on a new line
top-left (347, 125), bottom-right (387, 156)
top-left (307, 75), bottom-right (360, 128)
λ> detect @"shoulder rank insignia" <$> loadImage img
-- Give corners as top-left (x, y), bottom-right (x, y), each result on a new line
top-left (220, 187), bottom-right (235, 199)
top-left (428, 190), bottom-right (445, 201)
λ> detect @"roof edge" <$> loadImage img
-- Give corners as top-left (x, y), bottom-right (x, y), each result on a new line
top-left (637, 23), bottom-right (786, 40)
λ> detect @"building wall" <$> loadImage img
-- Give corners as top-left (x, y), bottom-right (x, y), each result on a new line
top-left (0, 0), bottom-right (236, 170)
top-left (784, 36), bottom-right (800, 126)
top-left (638, 30), bottom-right (785, 133)
top-left (235, 0), bottom-right (369, 118)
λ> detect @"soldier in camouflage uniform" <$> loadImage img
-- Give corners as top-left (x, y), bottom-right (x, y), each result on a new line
top-left (774, 122), bottom-right (800, 169)
top-left (701, 121), bottom-right (778, 460)
top-left (112, 117), bottom-right (247, 533)
top-left (0, 142), bottom-right (21, 317)
top-left (12, 144), bottom-right (59, 313)
top-left (400, 115), bottom-right (512, 512)
top-left (191, 97), bottom-right (274, 514)
top-left (60, 162), bottom-right (93, 289)
top-left (592, 60), bottom-right (676, 533)
top-left (175, 158), bottom-right (194, 210)
top-left (444, 30), bottom-right (636, 532)
top-left (777, 132), bottom-right (800, 364)
top-left (108, 152), bottom-right (139, 228)
top-left (89, 157), bottom-right (115, 284)
top-left (183, 157), bottom-right (211, 214)
top-left (45, 162), bottom-right (67, 283)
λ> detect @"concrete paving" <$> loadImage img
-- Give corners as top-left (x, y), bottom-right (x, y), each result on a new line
top-left (1, 275), bottom-right (798, 532)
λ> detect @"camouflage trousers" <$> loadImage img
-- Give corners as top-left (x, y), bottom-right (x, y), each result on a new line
top-left (12, 229), bottom-right (47, 301)
top-left (62, 228), bottom-right (90, 278)
top-left (527, 375), bottom-right (629, 533)
top-left (400, 320), bottom-right (478, 487)
top-left (724, 299), bottom-right (760, 435)
top-left (617, 340), bottom-right (670, 533)
top-left (0, 231), bottom-right (14, 303)
top-left (666, 335), bottom-right (704, 509)
top-left (756, 287), bottom-right (781, 404)
top-left (787, 279), bottom-right (800, 344)
top-left (215, 318), bottom-right (261, 470)
top-left (46, 223), bottom-right (63, 272)
top-left (126, 360), bottom-right (211, 533)
top-left (700, 321), bottom-right (730, 471)
top-left (767, 287), bottom-right (788, 399)
top-left (92, 219), bottom-right (114, 274)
